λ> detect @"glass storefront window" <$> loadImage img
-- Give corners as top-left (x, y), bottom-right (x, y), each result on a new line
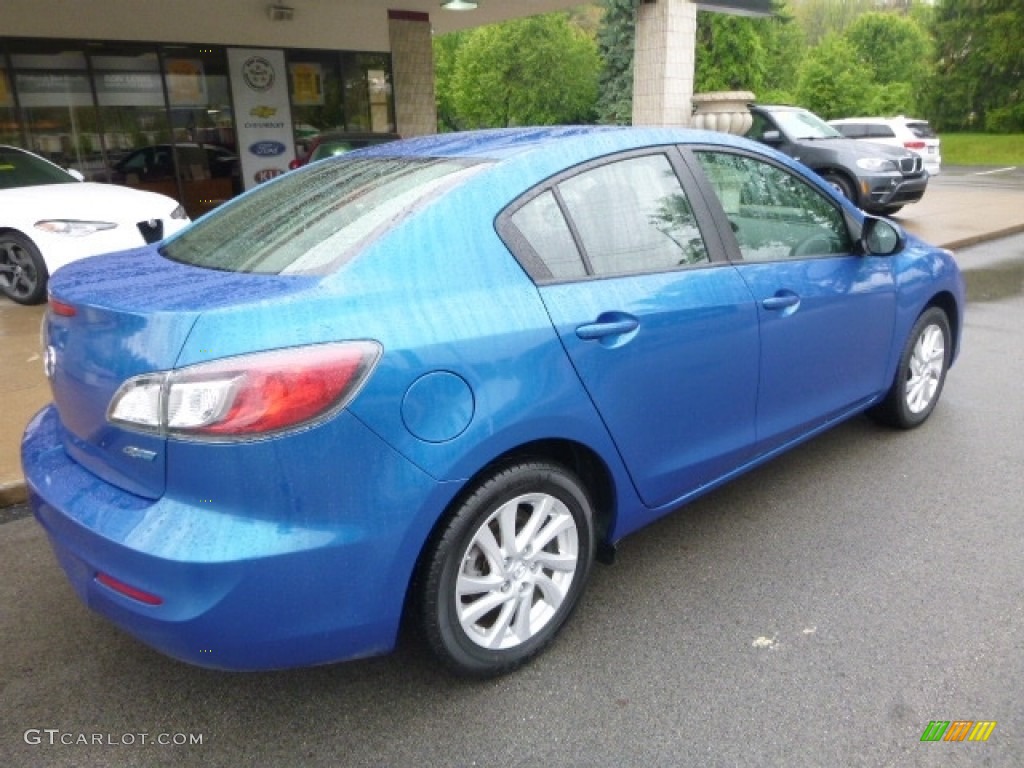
top-left (287, 51), bottom-right (344, 157)
top-left (86, 45), bottom-right (171, 183)
top-left (343, 52), bottom-right (394, 134)
top-left (0, 57), bottom-right (17, 145)
top-left (2, 38), bottom-right (391, 215)
top-left (161, 45), bottom-right (240, 217)
top-left (7, 43), bottom-right (98, 171)
top-left (287, 50), bottom-right (394, 159)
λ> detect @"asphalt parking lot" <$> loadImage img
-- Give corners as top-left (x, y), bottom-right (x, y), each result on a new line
top-left (2, 234), bottom-right (1023, 768)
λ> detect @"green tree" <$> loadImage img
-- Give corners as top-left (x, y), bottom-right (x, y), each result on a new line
top-left (695, 12), bottom-right (767, 93)
top-left (926, 0), bottom-right (1024, 131)
top-left (445, 14), bottom-right (600, 129)
top-left (846, 12), bottom-right (931, 114)
top-left (789, 0), bottom-right (877, 46)
top-left (795, 33), bottom-right (874, 118)
top-left (757, 3), bottom-right (807, 104)
top-left (433, 31), bottom-right (469, 132)
top-left (695, 3), bottom-right (805, 101)
top-left (595, 0), bottom-right (636, 125)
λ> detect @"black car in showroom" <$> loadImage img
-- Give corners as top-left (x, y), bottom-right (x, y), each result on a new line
top-left (746, 104), bottom-right (928, 215)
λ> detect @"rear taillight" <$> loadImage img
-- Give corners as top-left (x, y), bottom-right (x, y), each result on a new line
top-left (107, 342), bottom-right (381, 440)
top-left (903, 141), bottom-right (926, 150)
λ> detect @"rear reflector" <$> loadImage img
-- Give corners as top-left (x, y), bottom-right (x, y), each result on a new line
top-left (904, 141), bottom-right (926, 150)
top-left (96, 572), bottom-right (164, 605)
top-left (48, 298), bottom-right (76, 317)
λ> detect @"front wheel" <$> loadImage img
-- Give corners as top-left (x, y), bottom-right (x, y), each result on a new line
top-left (870, 307), bottom-right (951, 428)
top-left (0, 232), bottom-right (48, 305)
top-left (419, 460), bottom-right (596, 677)
top-left (821, 172), bottom-right (857, 206)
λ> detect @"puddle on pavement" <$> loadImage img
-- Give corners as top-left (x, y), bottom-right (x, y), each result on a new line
top-left (964, 260), bottom-right (1024, 302)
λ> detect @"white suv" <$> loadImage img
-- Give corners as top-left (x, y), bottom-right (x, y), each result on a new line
top-left (828, 116), bottom-right (941, 176)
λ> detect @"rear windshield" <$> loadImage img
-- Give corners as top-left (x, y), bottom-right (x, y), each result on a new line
top-left (162, 156), bottom-right (483, 274)
top-left (907, 122), bottom-right (937, 139)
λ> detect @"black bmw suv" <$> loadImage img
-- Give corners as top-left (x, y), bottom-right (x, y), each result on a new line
top-left (746, 104), bottom-right (928, 215)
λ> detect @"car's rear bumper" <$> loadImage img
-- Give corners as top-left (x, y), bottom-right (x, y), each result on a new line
top-left (22, 404), bottom-right (449, 670)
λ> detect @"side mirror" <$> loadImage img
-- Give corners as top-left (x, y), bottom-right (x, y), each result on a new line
top-left (760, 129), bottom-right (782, 144)
top-left (860, 215), bottom-right (905, 256)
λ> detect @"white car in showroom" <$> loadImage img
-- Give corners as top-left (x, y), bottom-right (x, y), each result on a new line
top-left (1, 145), bottom-right (190, 304)
top-left (828, 116), bottom-right (942, 176)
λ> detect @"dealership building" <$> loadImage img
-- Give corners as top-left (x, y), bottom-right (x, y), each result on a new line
top-left (1, 0), bottom-right (766, 216)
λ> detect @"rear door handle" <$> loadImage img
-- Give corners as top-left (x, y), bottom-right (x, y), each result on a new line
top-left (576, 316), bottom-right (639, 340)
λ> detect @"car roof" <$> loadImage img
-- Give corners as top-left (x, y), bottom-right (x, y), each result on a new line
top-left (355, 125), bottom-right (758, 163)
top-left (315, 131), bottom-right (400, 141)
top-left (829, 116), bottom-right (930, 125)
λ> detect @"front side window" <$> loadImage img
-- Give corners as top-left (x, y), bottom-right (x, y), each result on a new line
top-left (557, 154), bottom-right (709, 276)
top-left (746, 112), bottom-right (777, 141)
top-left (695, 151), bottom-right (852, 262)
top-left (162, 157), bottom-right (482, 274)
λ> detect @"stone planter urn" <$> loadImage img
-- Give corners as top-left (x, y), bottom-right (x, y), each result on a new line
top-left (691, 91), bottom-right (756, 135)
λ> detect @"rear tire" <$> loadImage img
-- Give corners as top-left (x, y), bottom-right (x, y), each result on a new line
top-left (870, 307), bottom-right (951, 429)
top-left (0, 232), bottom-right (48, 305)
top-left (419, 460), bottom-right (595, 677)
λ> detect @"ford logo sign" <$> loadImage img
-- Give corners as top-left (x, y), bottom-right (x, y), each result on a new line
top-left (249, 141), bottom-right (287, 157)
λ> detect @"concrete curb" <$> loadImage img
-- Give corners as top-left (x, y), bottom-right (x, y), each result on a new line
top-left (939, 222), bottom-right (1024, 252)
top-left (0, 480), bottom-right (27, 508)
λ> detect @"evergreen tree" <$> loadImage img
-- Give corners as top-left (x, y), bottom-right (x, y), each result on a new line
top-left (595, 0), bottom-right (637, 125)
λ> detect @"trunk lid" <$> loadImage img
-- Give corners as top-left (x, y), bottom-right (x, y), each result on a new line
top-left (45, 246), bottom-right (317, 498)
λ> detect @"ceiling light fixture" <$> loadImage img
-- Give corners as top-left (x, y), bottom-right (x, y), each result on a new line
top-left (441, 0), bottom-right (478, 10)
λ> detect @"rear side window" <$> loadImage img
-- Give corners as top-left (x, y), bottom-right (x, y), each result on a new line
top-left (558, 154), bottom-right (709, 275)
top-left (509, 191), bottom-right (586, 280)
top-left (162, 157), bottom-right (482, 274)
top-left (867, 125), bottom-right (896, 138)
top-left (502, 152), bottom-right (710, 281)
top-left (834, 123), bottom-right (866, 138)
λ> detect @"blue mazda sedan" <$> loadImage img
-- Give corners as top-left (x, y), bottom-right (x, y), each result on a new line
top-left (23, 127), bottom-right (964, 677)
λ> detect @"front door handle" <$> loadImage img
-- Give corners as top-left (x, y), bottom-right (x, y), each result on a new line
top-left (762, 293), bottom-right (800, 311)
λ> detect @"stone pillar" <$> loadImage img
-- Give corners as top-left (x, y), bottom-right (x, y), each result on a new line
top-left (388, 10), bottom-right (438, 137)
top-left (632, 0), bottom-right (698, 127)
